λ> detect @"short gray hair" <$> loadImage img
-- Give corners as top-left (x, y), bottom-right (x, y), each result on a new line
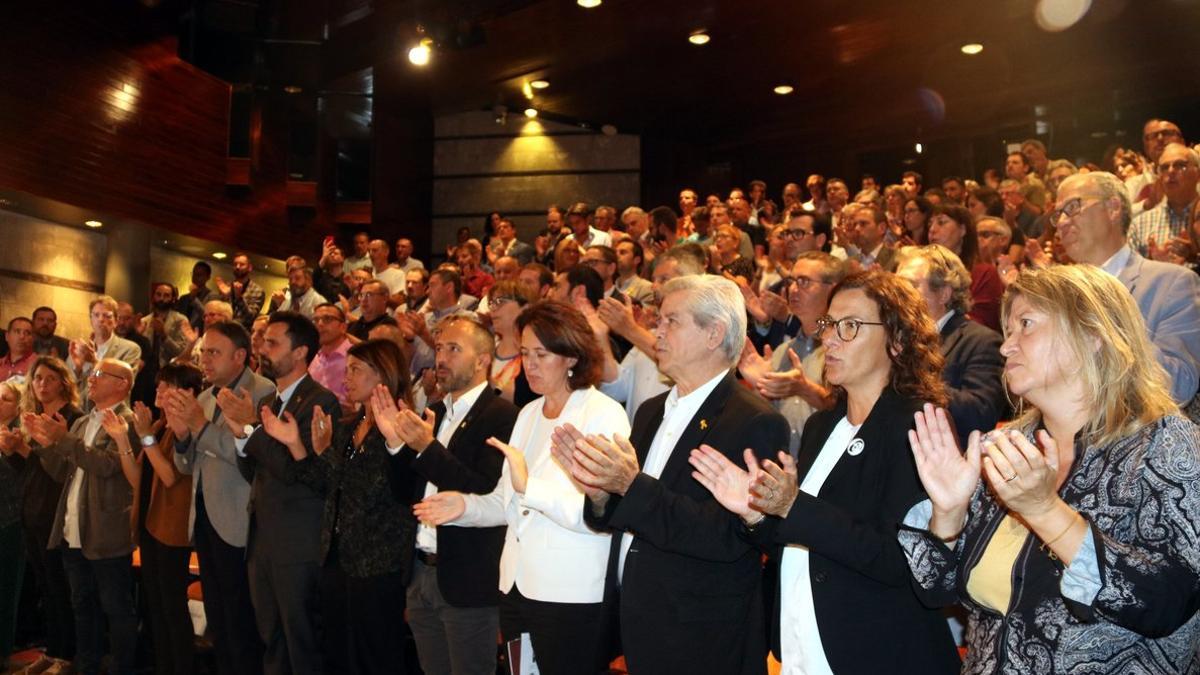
top-left (660, 275), bottom-right (746, 366)
top-left (1062, 171), bottom-right (1132, 233)
top-left (897, 245), bottom-right (973, 315)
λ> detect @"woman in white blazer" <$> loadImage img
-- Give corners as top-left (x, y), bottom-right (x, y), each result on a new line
top-left (417, 301), bottom-right (629, 675)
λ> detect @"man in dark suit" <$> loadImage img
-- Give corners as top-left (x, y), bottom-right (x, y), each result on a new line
top-left (387, 314), bottom-right (518, 675)
top-left (563, 275), bottom-right (790, 675)
top-left (896, 247), bottom-right (1007, 444)
top-left (227, 312), bottom-right (341, 675)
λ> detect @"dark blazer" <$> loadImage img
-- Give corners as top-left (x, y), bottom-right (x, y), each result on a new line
top-left (12, 404), bottom-right (84, 544)
top-left (584, 371), bottom-right (790, 675)
top-left (237, 375), bottom-right (342, 565)
top-left (755, 388), bottom-right (959, 674)
top-left (940, 311), bottom-right (1008, 445)
top-left (42, 404), bottom-right (140, 560)
top-left (292, 414), bottom-right (419, 579)
top-left (401, 387), bottom-right (517, 607)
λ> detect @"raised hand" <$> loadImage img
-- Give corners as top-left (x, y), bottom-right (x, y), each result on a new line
top-left (908, 404), bottom-right (981, 539)
top-left (261, 406), bottom-right (301, 449)
top-left (597, 295), bottom-right (636, 337)
top-left (216, 387), bottom-right (256, 430)
top-left (99, 408), bottom-right (129, 439)
top-left (368, 385), bottom-right (404, 448)
top-left (689, 446), bottom-right (756, 518)
top-left (979, 427), bottom-right (1062, 519)
top-left (487, 437), bottom-right (529, 494)
top-left (69, 339), bottom-right (96, 369)
top-left (131, 401), bottom-right (158, 438)
top-left (310, 405), bottom-right (333, 456)
top-left (759, 290), bottom-right (788, 322)
top-left (737, 338), bottom-right (771, 389)
top-left (749, 451), bottom-right (799, 517)
top-left (758, 348), bottom-right (808, 400)
top-left (570, 433), bottom-right (640, 496)
top-left (413, 491), bottom-right (466, 526)
top-left (27, 412), bottom-right (69, 447)
top-left (394, 405), bottom-right (436, 453)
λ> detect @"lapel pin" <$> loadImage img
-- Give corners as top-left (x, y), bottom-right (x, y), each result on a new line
top-left (699, 419), bottom-right (708, 430)
top-left (847, 439), bottom-right (865, 456)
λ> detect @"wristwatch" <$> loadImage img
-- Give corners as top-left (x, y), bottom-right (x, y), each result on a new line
top-left (140, 435), bottom-right (157, 447)
top-left (241, 423), bottom-right (256, 439)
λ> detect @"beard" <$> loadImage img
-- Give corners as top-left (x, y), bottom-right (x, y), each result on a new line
top-left (438, 366), bottom-right (474, 394)
top-left (153, 300), bottom-right (174, 312)
top-left (258, 355), bottom-right (284, 379)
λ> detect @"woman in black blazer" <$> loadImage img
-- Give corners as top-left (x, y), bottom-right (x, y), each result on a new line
top-left (691, 271), bottom-right (960, 674)
top-left (282, 339), bottom-right (419, 675)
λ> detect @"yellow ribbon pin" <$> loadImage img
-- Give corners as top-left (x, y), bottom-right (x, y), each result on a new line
top-left (700, 419), bottom-right (708, 430)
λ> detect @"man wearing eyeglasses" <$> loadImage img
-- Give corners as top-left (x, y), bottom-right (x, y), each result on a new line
top-left (69, 296), bottom-right (142, 408)
top-left (1127, 119), bottom-right (1185, 217)
top-left (1127, 143), bottom-right (1199, 258)
top-left (28, 358), bottom-right (139, 675)
top-left (307, 303), bottom-right (352, 404)
top-left (1054, 170), bottom-right (1200, 406)
top-left (346, 280), bottom-right (397, 341)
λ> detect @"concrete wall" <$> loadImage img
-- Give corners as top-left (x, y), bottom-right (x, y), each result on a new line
top-left (0, 208), bottom-right (288, 343)
top-left (0, 210), bottom-right (108, 340)
top-left (431, 111), bottom-right (640, 257)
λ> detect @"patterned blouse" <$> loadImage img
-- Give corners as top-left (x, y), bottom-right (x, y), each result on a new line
top-left (898, 415), bottom-right (1200, 674)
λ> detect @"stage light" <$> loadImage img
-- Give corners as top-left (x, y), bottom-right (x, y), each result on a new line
top-left (774, 85), bottom-right (794, 95)
top-left (524, 108), bottom-right (538, 118)
top-left (408, 38), bottom-right (432, 66)
top-left (960, 43), bottom-right (983, 55)
top-left (689, 31), bottom-right (710, 45)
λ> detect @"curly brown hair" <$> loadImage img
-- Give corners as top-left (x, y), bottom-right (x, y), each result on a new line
top-left (516, 300), bottom-right (603, 389)
top-left (831, 271), bottom-right (947, 406)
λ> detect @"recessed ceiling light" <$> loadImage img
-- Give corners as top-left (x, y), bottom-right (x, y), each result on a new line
top-left (915, 142), bottom-right (924, 154)
top-left (212, 252), bottom-right (228, 260)
top-left (960, 43), bottom-right (983, 55)
top-left (688, 31), bottom-right (710, 45)
top-left (524, 108), bottom-right (538, 118)
top-left (408, 39), bottom-right (432, 66)
top-left (530, 79), bottom-right (550, 90)
top-left (773, 85), bottom-right (794, 95)
top-left (577, 0), bottom-right (601, 7)
top-left (84, 220), bottom-right (102, 228)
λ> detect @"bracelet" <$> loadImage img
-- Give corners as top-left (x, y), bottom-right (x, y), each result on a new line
top-left (119, 448), bottom-right (135, 457)
top-left (1039, 514), bottom-right (1083, 553)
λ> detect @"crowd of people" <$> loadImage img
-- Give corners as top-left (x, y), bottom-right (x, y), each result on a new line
top-left (0, 116), bottom-right (1199, 675)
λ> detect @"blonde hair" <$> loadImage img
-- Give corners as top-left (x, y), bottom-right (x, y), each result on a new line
top-left (1003, 265), bottom-right (1177, 445)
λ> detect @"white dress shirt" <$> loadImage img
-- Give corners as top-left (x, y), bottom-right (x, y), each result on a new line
top-left (779, 416), bottom-right (860, 674)
top-left (63, 405), bottom-right (114, 549)
top-left (617, 370), bottom-right (726, 583)
top-left (599, 347), bottom-right (671, 421)
top-left (453, 387), bottom-right (630, 603)
top-left (414, 380), bottom-right (488, 554)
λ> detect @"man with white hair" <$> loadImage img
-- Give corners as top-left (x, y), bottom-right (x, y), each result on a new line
top-left (564, 274), bottom-right (789, 675)
top-left (1054, 170), bottom-right (1200, 405)
top-left (1127, 142), bottom-right (1199, 257)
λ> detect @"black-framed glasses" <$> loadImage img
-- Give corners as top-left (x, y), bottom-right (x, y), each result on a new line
top-left (88, 369), bottom-right (126, 382)
top-left (816, 316), bottom-right (885, 341)
top-left (788, 276), bottom-right (832, 291)
top-left (782, 228), bottom-right (813, 239)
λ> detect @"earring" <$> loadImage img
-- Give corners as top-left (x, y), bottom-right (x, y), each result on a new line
top-left (567, 368), bottom-right (574, 378)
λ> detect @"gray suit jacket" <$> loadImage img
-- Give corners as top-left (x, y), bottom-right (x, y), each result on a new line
top-left (75, 334), bottom-right (143, 405)
top-left (174, 367), bottom-right (276, 547)
top-left (1113, 250), bottom-right (1200, 404)
top-left (41, 404), bottom-right (138, 560)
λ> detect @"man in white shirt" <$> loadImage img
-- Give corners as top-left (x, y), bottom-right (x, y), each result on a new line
top-left (69, 296), bottom-right (142, 405)
top-left (392, 237), bottom-right (426, 274)
top-left (272, 267), bottom-right (327, 319)
top-left (563, 202), bottom-right (612, 249)
top-left (383, 315), bottom-right (518, 675)
top-left (367, 238), bottom-right (407, 300)
top-left (343, 231), bottom-right (373, 273)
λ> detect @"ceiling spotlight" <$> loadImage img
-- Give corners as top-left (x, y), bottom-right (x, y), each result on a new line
top-left (408, 38), bottom-right (432, 66)
top-left (84, 220), bottom-right (103, 228)
top-left (960, 43), bottom-right (983, 55)
top-left (522, 80), bottom-right (534, 99)
top-left (577, 0), bottom-right (601, 7)
top-left (915, 142), bottom-right (924, 154)
top-left (531, 79), bottom-right (550, 90)
top-left (688, 31), bottom-right (710, 45)
top-left (524, 108), bottom-right (538, 118)
top-left (773, 85), bottom-right (794, 95)
top-left (212, 252), bottom-right (228, 260)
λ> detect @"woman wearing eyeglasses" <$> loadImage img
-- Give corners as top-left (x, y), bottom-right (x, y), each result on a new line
top-left (691, 271), bottom-right (960, 674)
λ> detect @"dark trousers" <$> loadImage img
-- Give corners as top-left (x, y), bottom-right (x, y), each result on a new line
top-left (322, 561), bottom-right (407, 675)
top-left (406, 559), bottom-right (498, 675)
top-left (23, 526), bottom-right (74, 659)
top-left (140, 531), bottom-right (195, 675)
top-left (247, 541), bottom-right (322, 675)
top-left (61, 548), bottom-right (138, 675)
top-left (499, 586), bottom-right (606, 675)
top-left (193, 494), bottom-right (262, 675)
top-left (0, 523), bottom-right (24, 664)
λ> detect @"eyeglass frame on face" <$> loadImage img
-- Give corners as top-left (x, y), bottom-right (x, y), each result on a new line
top-left (88, 368), bottom-right (127, 383)
top-left (1157, 159), bottom-right (1197, 175)
top-left (1049, 196), bottom-right (1103, 225)
top-left (781, 227), bottom-right (813, 240)
top-left (358, 289), bottom-right (388, 299)
top-left (788, 276), bottom-right (832, 292)
top-left (816, 316), bottom-right (885, 341)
